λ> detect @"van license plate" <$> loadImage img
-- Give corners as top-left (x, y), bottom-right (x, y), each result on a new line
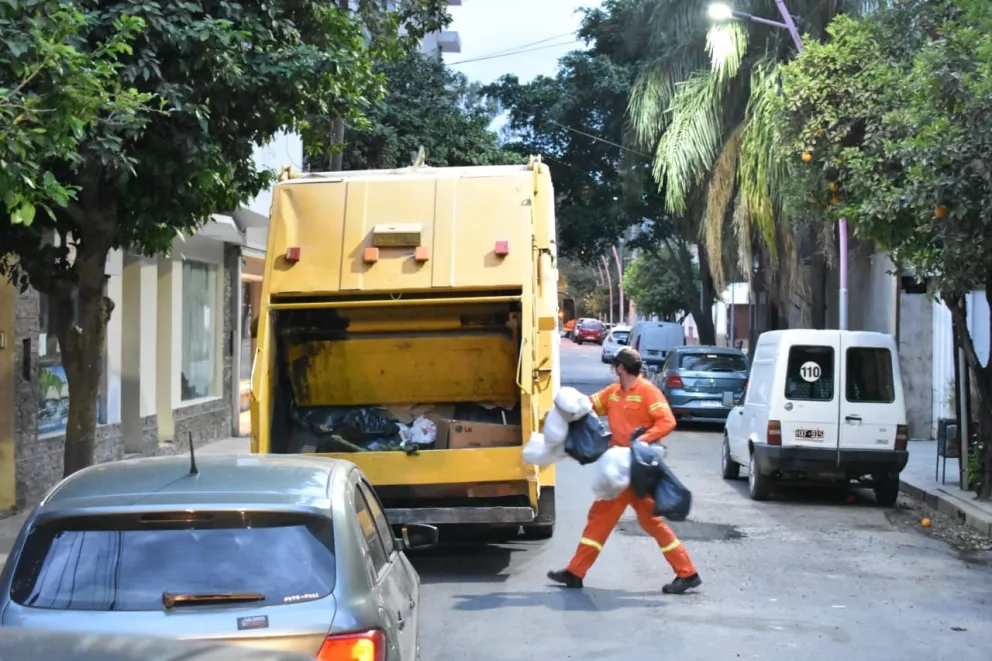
top-left (795, 428), bottom-right (824, 440)
top-left (700, 400), bottom-right (721, 407)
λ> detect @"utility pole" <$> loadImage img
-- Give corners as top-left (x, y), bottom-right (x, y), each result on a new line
top-left (612, 244), bottom-right (624, 326)
top-left (600, 256), bottom-right (614, 325)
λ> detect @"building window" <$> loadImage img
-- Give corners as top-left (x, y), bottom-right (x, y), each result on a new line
top-left (181, 261), bottom-right (218, 401)
top-left (37, 289), bottom-right (108, 434)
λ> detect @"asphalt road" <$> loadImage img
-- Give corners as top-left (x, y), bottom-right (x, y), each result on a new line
top-left (412, 339), bottom-right (992, 661)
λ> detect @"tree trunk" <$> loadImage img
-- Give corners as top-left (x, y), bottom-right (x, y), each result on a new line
top-left (54, 239), bottom-right (114, 478)
top-left (694, 247), bottom-right (718, 345)
top-left (945, 292), bottom-right (992, 501)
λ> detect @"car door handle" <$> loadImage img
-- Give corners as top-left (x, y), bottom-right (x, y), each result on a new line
top-left (397, 611), bottom-right (406, 629)
top-left (845, 415), bottom-right (862, 422)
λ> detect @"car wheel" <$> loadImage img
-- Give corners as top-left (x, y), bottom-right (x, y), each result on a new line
top-left (748, 451), bottom-right (772, 501)
top-left (522, 487), bottom-right (555, 540)
top-left (721, 436), bottom-right (741, 480)
top-left (873, 474), bottom-right (900, 507)
top-left (576, 339), bottom-right (583, 345)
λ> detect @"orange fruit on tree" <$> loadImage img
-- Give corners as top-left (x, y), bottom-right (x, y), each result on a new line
top-left (829, 182), bottom-right (840, 192)
top-left (801, 152), bottom-right (813, 163)
top-left (934, 206), bottom-right (948, 218)
top-left (831, 196), bottom-right (841, 205)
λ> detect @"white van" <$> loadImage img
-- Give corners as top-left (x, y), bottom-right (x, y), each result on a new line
top-left (628, 321), bottom-right (685, 368)
top-left (720, 329), bottom-right (909, 505)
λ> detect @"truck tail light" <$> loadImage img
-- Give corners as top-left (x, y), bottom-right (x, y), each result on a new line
top-left (767, 420), bottom-right (782, 446)
top-left (363, 247), bottom-right (380, 264)
top-left (317, 630), bottom-right (385, 661)
top-left (285, 246), bottom-right (301, 262)
top-left (666, 373), bottom-right (684, 388)
top-left (895, 424), bottom-right (908, 451)
top-left (494, 241), bottom-right (510, 256)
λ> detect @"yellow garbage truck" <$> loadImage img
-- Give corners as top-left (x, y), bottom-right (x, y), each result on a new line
top-left (250, 158), bottom-right (561, 538)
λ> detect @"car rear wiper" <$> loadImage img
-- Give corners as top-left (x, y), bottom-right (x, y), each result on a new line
top-left (162, 591), bottom-right (266, 609)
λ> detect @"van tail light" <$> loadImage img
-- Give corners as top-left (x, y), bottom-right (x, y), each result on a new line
top-left (895, 424), bottom-right (908, 451)
top-left (767, 420), bottom-right (782, 446)
top-left (634, 336), bottom-right (641, 351)
top-left (666, 373), bottom-right (684, 389)
top-left (317, 630), bottom-right (385, 661)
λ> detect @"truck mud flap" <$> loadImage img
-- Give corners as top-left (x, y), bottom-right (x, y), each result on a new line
top-left (386, 506), bottom-right (535, 525)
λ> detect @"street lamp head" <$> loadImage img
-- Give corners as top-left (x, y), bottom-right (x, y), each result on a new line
top-left (707, 2), bottom-right (735, 22)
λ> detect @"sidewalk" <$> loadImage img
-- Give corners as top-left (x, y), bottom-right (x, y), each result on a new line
top-left (901, 439), bottom-right (992, 537)
top-left (0, 434), bottom-right (253, 569)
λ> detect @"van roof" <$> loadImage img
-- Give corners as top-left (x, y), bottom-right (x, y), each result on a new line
top-left (757, 329), bottom-right (895, 345)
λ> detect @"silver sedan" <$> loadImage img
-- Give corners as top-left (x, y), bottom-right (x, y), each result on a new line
top-left (0, 453), bottom-right (438, 660)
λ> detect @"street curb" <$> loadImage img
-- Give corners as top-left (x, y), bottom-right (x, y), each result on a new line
top-left (899, 479), bottom-right (992, 537)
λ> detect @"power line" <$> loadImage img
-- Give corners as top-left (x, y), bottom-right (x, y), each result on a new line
top-left (448, 38), bottom-right (581, 66)
top-left (545, 119), bottom-right (653, 159)
top-left (448, 31), bottom-right (577, 64)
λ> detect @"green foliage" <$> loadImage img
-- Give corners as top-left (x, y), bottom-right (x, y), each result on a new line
top-left (0, 0), bottom-right (152, 228)
top-left (623, 246), bottom-right (699, 320)
top-left (779, 0), bottom-right (992, 300)
top-left (778, 0), bottom-right (992, 497)
top-left (339, 49), bottom-right (514, 170)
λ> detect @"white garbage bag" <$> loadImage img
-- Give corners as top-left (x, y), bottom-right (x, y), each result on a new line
top-left (542, 407), bottom-right (570, 447)
top-left (591, 446), bottom-right (631, 501)
top-left (554, 386), bottom-right (593, 422)
top-left (522, 432), bottom-right (567, 466)
top-left (408, 415), bottom-right (438, 446)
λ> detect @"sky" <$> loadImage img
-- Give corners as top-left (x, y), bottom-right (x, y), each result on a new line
top-left (441, 0), bottom-right (604, 85)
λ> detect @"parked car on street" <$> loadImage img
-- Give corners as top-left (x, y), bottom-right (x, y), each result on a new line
top-left (574, 319), bottom-right (606, 345)
top-left (720, 329), bottom-right (909, 505)
top-left (0, 628), bottom-right (312, 661)
top-left (0, 453), bottom-right (438, 660)
top-left (601, 326), bottom-right (631, 363)
top-left (568, 317), bottom-right (592, 341)
top-left (627, 321), bottom-right (685, 367)
top-left (657, 346), bottom-right (749, 422)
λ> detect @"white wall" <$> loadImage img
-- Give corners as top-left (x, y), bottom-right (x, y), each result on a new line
top-left (931, 290), bottom-right (990, 435)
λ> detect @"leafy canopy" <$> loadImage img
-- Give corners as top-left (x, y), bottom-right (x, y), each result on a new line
top-left (778, 0), bottom-right (992, 301)
top-left (622, 246), bottom-right (698, 320)
top-left (0, 0), bottom-right (151, 229)
top-left (340, 48), bottom-right (514, 170)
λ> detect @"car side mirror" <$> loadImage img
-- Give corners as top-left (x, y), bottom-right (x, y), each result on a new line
top-left (396, 523), bottom-right (439, 551)
top-left (722, 391), bottom-right (736, 408)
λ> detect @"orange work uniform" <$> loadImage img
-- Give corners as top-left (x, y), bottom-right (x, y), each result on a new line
top-left (565, 376), bottom-right (697, 580)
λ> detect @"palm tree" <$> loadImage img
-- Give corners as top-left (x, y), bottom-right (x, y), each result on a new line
top-left (626, 0), bottom-right (873, 333)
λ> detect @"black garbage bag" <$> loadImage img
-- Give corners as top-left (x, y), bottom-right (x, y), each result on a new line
top-left (651, 461), bottom-right (692, 521)
top-left (564, 414), bottom-right (611, 465)
top-left (291, 406), bottom-right (399, 447)
top-left (629, 438), bottom-right (662, 498)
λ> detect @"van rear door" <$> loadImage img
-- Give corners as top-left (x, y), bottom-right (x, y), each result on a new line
top-left (838, 333), bottom-right (901, 451)
top-left (778, 337), bottom-right (840, 450)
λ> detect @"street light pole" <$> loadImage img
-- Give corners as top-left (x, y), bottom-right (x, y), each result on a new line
top-left (708, 1), bottom-right (850, 329)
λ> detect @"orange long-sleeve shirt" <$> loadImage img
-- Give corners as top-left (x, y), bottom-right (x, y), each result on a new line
top-left (589, 376), bottom-right (676, 447)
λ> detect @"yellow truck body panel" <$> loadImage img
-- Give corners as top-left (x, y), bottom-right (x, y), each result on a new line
top-left (251, 161), bottom-right (561, 533)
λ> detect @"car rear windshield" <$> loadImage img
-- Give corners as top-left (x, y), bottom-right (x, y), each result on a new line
top-left (584, 321), bottom-right (604, 330)
top-left (611, 331), bottom-right (630, 343)
top-left (846, 347), bottom-right (895, 403)
top-left (678, 352), bottom-right (747, 372)
top-left (10, 511), bottom-right (335, 612)
top-left (785, 345), bottom-right (835, 401)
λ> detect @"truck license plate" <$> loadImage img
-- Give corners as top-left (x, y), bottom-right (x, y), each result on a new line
top-left (795, 428), bottom-right (824, 440)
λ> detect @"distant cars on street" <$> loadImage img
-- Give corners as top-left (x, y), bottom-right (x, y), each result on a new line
top-left (0, 453), bottom-right (437, 661)
top-left (574, 319), bottom-right (606, 345)
top-left (601, 326), bottom-right (631, 362)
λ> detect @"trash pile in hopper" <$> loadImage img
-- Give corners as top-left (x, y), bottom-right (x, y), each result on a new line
top-left (289, 402), bottom-right (521, 454)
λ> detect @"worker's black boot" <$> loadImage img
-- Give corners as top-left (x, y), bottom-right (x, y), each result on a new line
top-left (662, 573), bottom-right (701, 594)
top-left (547, 569), bottom-right (583, 588)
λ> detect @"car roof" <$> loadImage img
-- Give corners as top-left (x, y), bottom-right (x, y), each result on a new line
top-left (39, 454), bottom-right (353, 514)
top-left (672, 345), bottom-right (745, 355)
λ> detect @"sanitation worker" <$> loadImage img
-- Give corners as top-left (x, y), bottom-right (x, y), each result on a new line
top-left (547, 347), bottom-right (702, 595)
